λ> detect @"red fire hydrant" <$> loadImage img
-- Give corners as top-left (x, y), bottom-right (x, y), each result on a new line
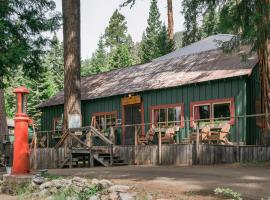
top-left (12, 86), bottom-right (30, 174)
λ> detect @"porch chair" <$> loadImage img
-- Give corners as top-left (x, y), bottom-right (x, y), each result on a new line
top-left (161, 128), bottom-right (176, 144)
top-left (190, 125), bottom-right (211, 144)
top-left (146, 127), bottom-right (155, 144)
top-left (208, 123), bottom-right (232, 144)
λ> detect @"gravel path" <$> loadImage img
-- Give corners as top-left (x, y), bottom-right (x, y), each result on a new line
top-left (49, 164), bottom-right (270, 200)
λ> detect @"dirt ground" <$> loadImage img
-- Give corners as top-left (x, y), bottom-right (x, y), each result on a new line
top-left (47, 164), bottom-right (270, 200)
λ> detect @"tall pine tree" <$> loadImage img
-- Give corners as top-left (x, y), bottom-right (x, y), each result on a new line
top-left (182, 0), bottom-right (201, 46)
top-left (104, 9), bottom-right (129, 50)
top-left (82, 37), bottom-right (108, 75)
top-left (140, 0), bottom-right (174, 63)
top-left (109, 45), bottom-right (133, 70)
top-left (140, 0), bottom-right (162, 62)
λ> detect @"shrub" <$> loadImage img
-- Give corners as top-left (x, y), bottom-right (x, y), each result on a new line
top-left (214, 187), bottom-right (242, 200)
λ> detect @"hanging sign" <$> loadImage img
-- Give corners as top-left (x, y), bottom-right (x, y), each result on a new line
top-left (122, 95), bottom-right (141, 106)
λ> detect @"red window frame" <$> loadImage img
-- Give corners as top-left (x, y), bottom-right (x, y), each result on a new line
top-left (91, 111), bottom-right (118, 130)
top-left (150, 103), bottom-right (185, 128)
top-left (190, 98), bottom-right (235, 127)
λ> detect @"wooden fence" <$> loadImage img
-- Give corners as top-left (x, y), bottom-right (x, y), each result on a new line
top-left (30, 144), bottom-right (270, 169)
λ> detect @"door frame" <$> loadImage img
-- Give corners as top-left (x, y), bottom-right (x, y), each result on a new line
top-left (122, 102), bottom-right (145, 145)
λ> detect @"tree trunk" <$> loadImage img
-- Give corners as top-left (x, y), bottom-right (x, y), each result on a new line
top-left (0, 78), bottom-right (8, 148)
top-left (62, 0), bottom-right (81, 130)
top-left (257, 0), bottom-right (270, 144)
top-left (167, 0), bottom-right (174, 40)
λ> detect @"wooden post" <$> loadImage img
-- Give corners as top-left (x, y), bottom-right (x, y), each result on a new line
top-left (86, 131), bottom-right (92, 147)
top-left (46, 132), bottom-right (49, 169)
top-left (90, 150), bottom-right (94, 167)
top-left (110, 144), bottom-right (113, 166)
top-left (236, 116), bottom-right (240, 162)
top-left (196, 122), bottom-right (200, 164)
top-left (110, 127), bottom-right (115, 145)
top-left (69, 151), bottom-right (72, 168)
top-left (134, 125), bottom-right (138, 165)
top-left (158, 129), bottom-right (162, 165)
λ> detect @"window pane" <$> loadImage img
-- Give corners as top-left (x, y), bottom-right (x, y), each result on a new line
top-left (111, 115), bottom-right (116, 126)
top-left (106, 114), bottom-right (111, 129)
top-left (214, 103), bottom-right (230, 121)
top-left (159, 109), bottom-right (166, 127)
top-left (194, 105), bottom-right (210, 121)
top-left (100, 116), bottom-right (106, 130)
top-left (95, 116), bottom-right (101, 130)
top-left (168, 108), bottom-right (176, 126)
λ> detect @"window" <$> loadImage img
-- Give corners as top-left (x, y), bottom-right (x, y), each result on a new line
top-left (151, 104), bottom-right (184, 128)
top-left (213, 103), bottom-right (231, 120)
top-left (190, 98), bottom-right (234, 127)
top-left (194, 105), bottom-right (210, 121)
top-left (92, 112), bottom-right (117, 133)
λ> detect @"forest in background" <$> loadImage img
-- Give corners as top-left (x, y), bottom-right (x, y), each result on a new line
top-left (3, 0), bottom-right (265, 129)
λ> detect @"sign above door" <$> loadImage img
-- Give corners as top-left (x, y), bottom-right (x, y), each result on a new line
top-left (122, 95), bottom-right (141, 106)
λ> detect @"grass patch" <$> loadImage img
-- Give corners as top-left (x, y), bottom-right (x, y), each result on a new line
top-left (43, 172), bottom-right (62, 180)
top-left (51, 186), bottom-right (101, 200)
top-left (231, 161), bottom-right (270, 168)
top-left (214, 187), bottom-right (242, 200)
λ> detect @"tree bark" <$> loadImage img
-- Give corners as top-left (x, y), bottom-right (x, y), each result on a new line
top-left (62, 0), bottom-right (81, 130)
top-left (257, 0), bottom-right (270, 144)
top-left (167, 0), bottom-right (174, 40)
top-left (0, 78), bottom-right (8, 145)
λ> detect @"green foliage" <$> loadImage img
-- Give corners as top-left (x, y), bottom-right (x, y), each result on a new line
top-left (83, 10), bottom-right (137, 75)
top-left (158, 25), bottom-right (175, 56)
top-left (214, 187), bottom-right (242, 200)
top-left (201, 3), bottom-right (219, 38)
top-left (105, 9), bottom-right (129, 50)
top-left (174, 31), bottom-right (184, 49)
top-left (182, 0), bottom-right (202, 47)
top-left (0, 0), bottom-right (61, 87)
top-left (43, 172), bottom-right (62, 180)
top-left (4, 40), bottom-right (64, 128)
top-left (52, 185), bottom-right (101, 200)
top-left (81, 37), bottom-right (108, 76)
top-left (140, 0), bottom-right (162, 63)
top-left (109, 45), bottom-right (133, 70)
top-left (77, 186), bottom-right (100, 200)
top-left (44, 36), bottom-right (64, 92)
top-left (140, 0), bottom-right (173, 63)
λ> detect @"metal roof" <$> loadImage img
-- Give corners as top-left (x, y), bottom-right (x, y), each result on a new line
top-left (154, 34), bottom-right (234, 61)
top-left (39, 35), bottom-right (258, 108)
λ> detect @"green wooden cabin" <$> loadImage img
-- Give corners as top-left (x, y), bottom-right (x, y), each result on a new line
top-left (39, 35), bottom-right (262, 146)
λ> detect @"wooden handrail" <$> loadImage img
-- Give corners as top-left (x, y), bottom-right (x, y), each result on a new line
top-left (90, 126), bottom-right (113, 146)
top-left (54, 130), bottom-right (69, 149)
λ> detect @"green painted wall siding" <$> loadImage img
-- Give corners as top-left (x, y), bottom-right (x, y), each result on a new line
top-left (41, 75), bottom-right (255, 145)
top-left (140, 77), bottom-right (247, 143)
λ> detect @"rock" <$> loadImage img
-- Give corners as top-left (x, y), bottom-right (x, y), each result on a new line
top-left (99, 179), bottom-right (113, 189)
top-left (146, 194), bottom-right (153, 200)
top-left (100, 195), bottom-right (109, 200)
top-left (119, 192), bottom-right (136, 200)
top-left (46, 196), bottom-right (54, 200)
top-left (109, 185), bottom-right (130, 193)
top-left (32, 175), bottom-right (45, 185)
top-left (38, 189), bottom-right (50, 197)
top-left (91, 178), bottom-right (100, 185)
top-left (40, 181), bottom-right (53, 190)
top-left (109, 192), bottom-right (120, 200)
top-left (88, 194), bottom-right (100, 200)
top-left (49, 186), bottom-right (58, 194)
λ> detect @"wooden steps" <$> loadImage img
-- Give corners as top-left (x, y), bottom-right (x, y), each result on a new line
top-left (56, 126), bottom-right (128, 168)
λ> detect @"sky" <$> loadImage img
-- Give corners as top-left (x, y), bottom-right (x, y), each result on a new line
top-left (55, 0), bottom-right (184, 59)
